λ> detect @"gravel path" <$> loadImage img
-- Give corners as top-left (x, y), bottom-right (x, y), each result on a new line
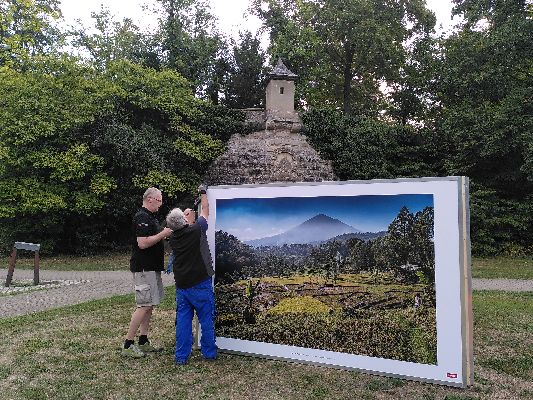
top-left (0, 270), bottom-right (531, 318)
top-left (0, 270), bottom-right (174, 318)
top-left (471, 278), bottom-right (532, 292)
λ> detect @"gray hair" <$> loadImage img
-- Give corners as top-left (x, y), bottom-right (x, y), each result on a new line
top-left (166, 208), bottom-right (187, 230)
top-left (143, 187), bottom-right (161, 201)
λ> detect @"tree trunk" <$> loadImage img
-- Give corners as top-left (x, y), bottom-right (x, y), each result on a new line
top-left (343, 44), bottom-right (355, 115)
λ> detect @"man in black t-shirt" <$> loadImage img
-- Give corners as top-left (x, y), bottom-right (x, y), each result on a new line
top-left (122, 187), bottom-right (173, 358)
top-left (166, 185), bottom-right (217, 365)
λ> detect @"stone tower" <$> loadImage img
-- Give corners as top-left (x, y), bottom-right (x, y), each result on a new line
top-left (265, 58), bottom-right (300, 128)
top-left (205, 59), bottom-right (336, 186)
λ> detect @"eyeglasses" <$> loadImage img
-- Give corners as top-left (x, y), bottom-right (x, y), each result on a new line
top-left (149, 197), bottom-right (162, 203)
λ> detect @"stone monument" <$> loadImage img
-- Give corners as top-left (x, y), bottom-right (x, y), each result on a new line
top-left (205, 59), bottom-right (336, 185)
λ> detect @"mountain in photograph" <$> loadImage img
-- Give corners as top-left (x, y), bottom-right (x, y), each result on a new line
top-left (244, 213), bottom-right (361, 247)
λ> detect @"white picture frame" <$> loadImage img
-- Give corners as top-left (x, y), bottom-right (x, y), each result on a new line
top-left (206, 177), bottom-right (473, 387)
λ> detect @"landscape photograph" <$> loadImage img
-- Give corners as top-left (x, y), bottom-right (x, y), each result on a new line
top-left (214, 194), bottom-right (437, 364)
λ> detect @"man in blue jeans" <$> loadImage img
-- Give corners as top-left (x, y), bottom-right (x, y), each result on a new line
top-left (166, 185), bottom-right (217, 365)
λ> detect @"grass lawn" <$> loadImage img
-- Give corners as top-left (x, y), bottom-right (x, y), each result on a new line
top-left (4, 253), bottom-right (532, 280)
top-left (472, 257), bottom-right (533, 280)
top-left (0, 289), bottom-right (531, 399)
top-left (1, 252), bottom-right (131, 272)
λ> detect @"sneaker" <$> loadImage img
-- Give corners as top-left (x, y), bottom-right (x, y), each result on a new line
top-left (121, 344), bottom-right (145, 358)
top-left (137, 341), bottom-right (163, 353)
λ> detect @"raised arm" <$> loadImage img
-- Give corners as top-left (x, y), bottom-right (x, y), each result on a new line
top-left (198, 184), bottom-right (209, 221)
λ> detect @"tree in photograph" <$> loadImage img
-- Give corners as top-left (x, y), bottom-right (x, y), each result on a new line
top-left (252, 0), bottom-right (436, 115)
top-left (411, 206), bottom-right (435, 284)
top-left (309, 240), bottom-right (342, 285)
top-left (384, 206), bottom-right (416, 281)
top-left (347, 237), bottom-right (374, 273)
top-left (215, 231), bottom-right (258, 282)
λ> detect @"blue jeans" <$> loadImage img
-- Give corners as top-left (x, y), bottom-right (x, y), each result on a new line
top-left (175, 278), bottom-right (217, 364)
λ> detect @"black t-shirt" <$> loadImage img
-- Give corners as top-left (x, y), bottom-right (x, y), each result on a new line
top-left (130, 207), bottom-right (164, 272)
top-left (170, 216), bottom-right (212, 289)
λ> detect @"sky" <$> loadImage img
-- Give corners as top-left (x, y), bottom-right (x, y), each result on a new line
top-left (216, 194), bottom-right (433, 241)
top-left (59, 0), bottom-right (460, 42)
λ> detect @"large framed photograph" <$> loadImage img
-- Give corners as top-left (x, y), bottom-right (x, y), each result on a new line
top-left (207, 177), bottom-right (473, 387)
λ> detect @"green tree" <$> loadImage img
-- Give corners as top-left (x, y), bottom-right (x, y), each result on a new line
top-left (224, 30), bottom-right (267, 108)
top-left (68, 6), bottom-right (161, 70)
top-left (411, 207), bottom-right (435, 283)
top-left (157, 0), bottom-right (227, 99)
top-left (252, 0), bottom-right (436, 115)
top-left (309, 240), bottom-right (342, 285)
top-left (0, 0), bottom-right (62, 67)
top-left (435, 0), bottom-right (533, 254)
top-left (381, 206), bottom-right (419, 282)
top-left (302, 109), bottom-right (438, 180)
top-left (0, 55), bottom-right (242, 254)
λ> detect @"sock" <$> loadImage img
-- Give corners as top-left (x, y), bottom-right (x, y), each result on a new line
top-left (124, 339), bottom-right (134, 349)
top-left (138, 335), bottom-right (149, 345)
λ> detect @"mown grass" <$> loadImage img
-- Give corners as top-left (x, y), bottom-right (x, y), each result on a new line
top-left (472, 257), bottom-right (533, 280)
top-left (0, 289), bottom-right (531, 399)
top-left (4, 253), bottom-right (532, 280)
top-left (1, 252), bottom-right (131, 271)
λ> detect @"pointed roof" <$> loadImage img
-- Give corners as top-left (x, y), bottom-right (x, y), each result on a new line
top-left (269, 58), bottom-right (298, 81)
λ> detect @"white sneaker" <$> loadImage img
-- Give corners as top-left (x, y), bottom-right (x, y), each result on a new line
top-left (121, 344), bottom-right (145, 358)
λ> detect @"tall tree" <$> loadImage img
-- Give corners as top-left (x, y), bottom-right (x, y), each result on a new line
top-left (68, 6), bottom-right (161, 70)
top-left (157, 0), bottom-right (227, 99)
top-left (385, 206), bottom-right (415, 269)
top-left (0, 0), bottom-right (62, 67)
top-left (411, 207), bottom-right (435, 283)
top-left (224, 30), bottom-right (267, 108)
top-left (252, 0), bottom-right (436, 115)
top-left (435, 0), bottom-right (533, 254)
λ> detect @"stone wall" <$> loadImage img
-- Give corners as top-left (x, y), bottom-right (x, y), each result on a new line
top-left (205, 129), bottom-right (336, 186)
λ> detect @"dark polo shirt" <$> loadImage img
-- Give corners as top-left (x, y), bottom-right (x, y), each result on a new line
top-left (130, 207), bottom-right (164, 272)
top-left (170, 216), bottom-right (213, 289)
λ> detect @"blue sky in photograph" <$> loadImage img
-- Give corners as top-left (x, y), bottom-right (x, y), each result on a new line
top-left (216, 194), bottom-right (433, 241)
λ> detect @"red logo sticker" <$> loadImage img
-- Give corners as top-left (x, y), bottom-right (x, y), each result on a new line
top-left (447, 373), bottom-right (458, 379)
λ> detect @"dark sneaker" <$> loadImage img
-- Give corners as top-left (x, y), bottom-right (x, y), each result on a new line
top-left (121, 344), bottom-right (145, 358)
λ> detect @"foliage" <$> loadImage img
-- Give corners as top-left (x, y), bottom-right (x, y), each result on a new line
top-left (156, 0), bottom-right (226, 100)
top-left (0, 0), bottom-right (63, 68)
top-left (68, 6), bottom-right (161, 70)
top-left (216, 205), bottom-right (434, 285)
top-left (218, 304), bottom-right (437, 364)
top-left (215, 230), bottom-right (259, 283)
top-left (434, 0), bottom-right (533, 255)
top-left (268, 296), bottom-right (332, 314)
top-left (223, 31), bottom-right (267, 109)
top-left (0, 55), bottom-right (243, 254)
top-left (251, 0), bottom-right (436, 115)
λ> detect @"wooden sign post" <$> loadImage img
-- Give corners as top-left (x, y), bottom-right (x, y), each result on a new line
top-left (5, 242), bottom-right (41, 287)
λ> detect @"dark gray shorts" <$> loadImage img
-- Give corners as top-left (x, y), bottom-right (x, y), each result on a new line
top-left (133, 271), bottom-right (164, 307)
